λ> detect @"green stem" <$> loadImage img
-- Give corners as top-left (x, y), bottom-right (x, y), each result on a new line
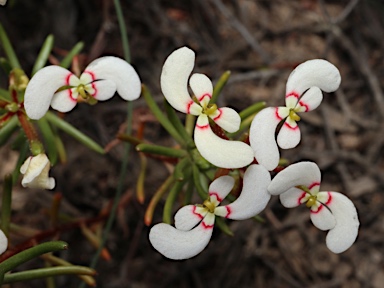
top-left (0, 115), bottom-right (18, 146)
top-left (211, 71), bottom-right (231, 104)
top-left (113, 0), bottom-right (130, 62)
top-left (2, 266), bottom-right (96, 284)
top-left (37, 117), bottom-right (58, 165)
top-left (136, 143), bottom-right (187, 158)
top-left (238, 101), bottom-right (266, 120)
top-left (173, 157), bottom-right (190, 181)
top-left (0, 174), bottom-right (12, 237)
top-left (192, 164), bottom-right (208, 199)
top-left (0, 23), bottom-right (21, 69)
top-left (32, 34), bottom-right (54, 76)
top-left (60, 42), bottom-right (84, 69)
top-left (163, 175), bottom-right (188, 224)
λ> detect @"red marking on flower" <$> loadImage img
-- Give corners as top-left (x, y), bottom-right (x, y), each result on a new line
top-left (196, 123), bottom-right (210, 130)
top-left (212, 108), bottom-right (222, 121)
top-left (225, 206), bottom-right (231, 218)
top-left (325, 192), bottom-right (332, 205)
top-left (310, 204), bottom-right (323, 214)
top-left (65, 73), bottom-right (73, 85)
top-left (83, 70), bottom-right (96, 81)
top-left (286, 91), bottom-right (299, 98)
top-left (91, 82), bottom-right (97, 98)
top-left (275, 107), bottom-right (283, 120)
top-left (68, 88), bottom-right (76, 102)
top-left (192, 206), bottom-right (204, 219)
top-left (298, 101), bottom-right (309, 112)
top-left (201, 221), bottom-right (214, 230)
top-left (198, 93), bottom-right (211, 103)
top-left (308, 182), bottom-right (320, 190)
top-left (209, 192), bottom-right (222, 202)
top-left (298, 191), bottom-right (307, 205)
top-left (284, 121), bottom-right (299, 130)
top-left (186, 100), bottom-right (194, 114)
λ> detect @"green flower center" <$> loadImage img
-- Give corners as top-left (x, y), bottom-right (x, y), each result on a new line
top-left (203, 199), bottom-right (216, 213)
top-left (204, 104), bottom-right (217, 117)
top-left (289, 108), bottom-right (301, 122)
top-left (305, 195), bottom-right (317, 208)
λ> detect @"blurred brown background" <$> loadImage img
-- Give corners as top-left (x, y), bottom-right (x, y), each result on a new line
top-left (1, 0), bottom-right (384, 287)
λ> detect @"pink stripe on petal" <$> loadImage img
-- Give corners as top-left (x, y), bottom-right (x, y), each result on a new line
top-left (298, 100), bottom-right (309, 112)
top-left (209, 192), bottom-right (222, 203)
top-left (198, 93), bottom-right (211, 103)
top-left (192, 206), bottom-right (204, 219)
top-left (83, 70), bottom-right (96, 81)
top-left (308, 182), bottom-right (320, 190)
top-left (286, 91), bottom-right (299, 98)
top-left (310, 204), bottom-right (324, 214)
top-left (212, 108), bottom-right (222, 121)
top-left (297, 191), bottom-right (307, 205)
top-left (65, 73), bottom-right (73, 85)
top-left (284, 121), bottom-right (299, 130)
top-left (175, 205), bottom-right (207, 231)
top-left (208, 176), bottom-right (234, 203)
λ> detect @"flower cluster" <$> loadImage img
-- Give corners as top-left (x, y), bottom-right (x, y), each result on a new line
top-left (149, 47), bottom-right (359, 260)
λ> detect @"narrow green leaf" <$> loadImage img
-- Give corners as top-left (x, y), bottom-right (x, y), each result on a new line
top-left (192, 164), bottom-right (208, 199)
top-left (0, 23), bottom-right (21, 69)
top-left (239, 101), bottom-right (266, 120)
top-left (173, 157), bottom-right (190, 181)
top-left (32, 34), bottom-right (54, 76)
top-left (211, 70), bottom-right (231, 104)
top-left (0, 57), bottom-right (12, 75)
top-left (215, 217), bottom-right (234, 236)
top-left (163, 172), bottom-right (189, 224)
top-left (54, 133), bottom-right (67, 164)
top-left (0, 115), bottom-right (18, 146)
top-left (142, 85), bottom-right (186, 146)
top-left (136, 143), bottom-right (187, 158)
top-left (0, 88), bottom-right (10, 100)
top-left (114, 0), bottom-right (130, 62)
top-left (1, 174), bottom-right (12, 237)
top-left (45, 112), bottom-right (105, 154)
top-left (59, 41), bottom-right (84, 69)
top-left (37, 116), bottom-right (58, 165)
top-left (12, 141), bottom-right (28, 185)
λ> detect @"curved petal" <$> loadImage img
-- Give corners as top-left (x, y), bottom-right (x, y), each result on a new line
top-left (160, 47), bottom-right (202, 115)
top-left (286, 59), bottom-right (341, 96)
top-left (20, 154), bottom-right (55, 190)
top-left (51, 89), bottom-right (77, 113)
top-left (194, 115), bottom-right (254, 169)
top-left (216, 164), bottom-right (271, 220)
top-left (174, 205), bottom-right (207, 231)
top-left (268, 162), bottom-right (321, 195)
top-left (83, 56), bottom-right (141, 101)
top-left (209, 175), bottom-right (235, 205)
top-left (280, 187), bottom-right (309, 208)
top-left (189, 73), bottom-right (213, 108)
top-left (24, 66), bottom-right (72, 120)
top-left (149, 214), bottom-right (215, 260)
top-left (249, 107), bottom-right (282, 171)
top-left (0, 229), bottom-right (7, 255)
top-left (310, 196), bottom-right (336, 231)
top-left (295, 87), bottom-right (323, 112)
top-left (276, 118), bottom-right (301, 149)
top-left (210, 107), bottom-right (241, 133)
top-left (323, 192), bottom-right (359, 253)
top-left (91, 79), bottom-right (117, 101)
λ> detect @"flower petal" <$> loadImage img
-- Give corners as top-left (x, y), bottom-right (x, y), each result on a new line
top-left (83, 56), bottom-right (141, 101)
top-left (216, 164), bottom-right (271, 220)
top-left (149, 215), bottom-right (215, 260)
top-left (310, 194), bottom-right (336, 231)
top-left (51, 89), bottom-right (77, 113)
top-left (280, 187), bottom-right (309, 208)
top-left (20, 154), bottom-right (55, 190)
top-left (174, 205), bottom-right (207, 231)
top-left (268, 162), bottom-right (321, 195)
top-left (189, 73), bottom-right (213, 108)
top-left (161, 47), bottom-right (202, 115)
top-left (323, 192), bottom-right (359, 253)
top-left (210, 107), bottom-right (241, 133)
top-left (0, 229), bottom-right (7, 255)
top-left (276, 118), bottom-right (301, 149)
top-left (90, 79), bottom-right (117, 101)
top-left (249, 107), bottom-right (282, 171)
top-left (286, 59), bottom-right (341, 97)
top-left (209, 175), bottom-right (235, 205)
top-left (194, 115), bottom-right (254, 169)
top-left (295, 87), bottom-right (323, 112)
top-left (24, 66), bottom-right (72, 120)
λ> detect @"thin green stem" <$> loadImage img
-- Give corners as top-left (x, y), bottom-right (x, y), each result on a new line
top-left (162, 175), bottom-right (188, 224)
top-left (136, 143), bottom-right (187, 158)
top-left (60, 42), bottom-right (84, 69)
top-left (0, 23), bottom-right (21, 69)
top-left (211, 71), bottom-right (231, 104)
top-left (114, 0), bottom-right (130, 62)
top-left (0, 174), bottom-right (12, 237)
top-left (32, 34), bottom-right (54, 76)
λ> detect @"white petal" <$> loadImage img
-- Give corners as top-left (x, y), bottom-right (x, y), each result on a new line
top-left (249, 107), bottom-right (281, 171)
top-left (174, 205), bottom-right (207, 231)
top-left (189, 73), bottom-right (213, 108)
top-left (295, 87), bottom-right (323, 112)
top-left (276, 118), bottom-right (301, 149)
top-left (149, 217), bottom-right (214, 260)
top-left (91, 80), bottom-right (117, 101)
top-left (323, 192), bottom-right (359, 253)
top-left (20, 154), bottom-right (55, 190)
top-left (160, 47), bottom-right (202, 115)
top-left (286, 59), bottom-right (341, 96)
top-left (83, 56), bottom-right (141, 101)
top-left (268, 162), bottom-right (321, 195)
top-left (24, 66), bottom-right (71, 120)
top-left (280, 187), bottom-right (309, 208)
top-left (194, 115), bottom-right (254, 169)
top-left (217, 164), bottom-right (271, 220)
top-left (310, 194), bottom-right (336, 231)
top-left (51, 89), bottom-right (77, 113)
top-left (209, 175), bottom-right (235, 205)
top-left (0, 229), bottom-right (7, 255)
top-left (210, 107), bottom-right (241, 133)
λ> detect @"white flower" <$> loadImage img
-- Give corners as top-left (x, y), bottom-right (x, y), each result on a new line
top-left (149, 164), bottom-right (271, 260)
top-left (24, 56), bottom-right (141, 120)
top-left (268, 161), bottom-right (359, 253)
top-left (249, 60), bottom-right (341, 171)
top-left (161, 47), bottom-right (254, 169)
top-left (20, 153), bottom-right (55, 190)
top-left (0, 0), bottom-right (7, 6)
top-left (0, 229), bottom-right (7, 255)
